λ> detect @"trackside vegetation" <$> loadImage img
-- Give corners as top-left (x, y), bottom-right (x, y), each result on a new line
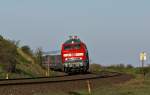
top-left (0, 35), bottom-right (47, 79)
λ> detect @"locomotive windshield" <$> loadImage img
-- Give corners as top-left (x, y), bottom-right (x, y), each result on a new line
top-left (64, 44), bottom-right (81, 50)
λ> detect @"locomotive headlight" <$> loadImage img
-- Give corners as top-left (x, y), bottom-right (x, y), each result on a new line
top-left (63, 53), bottom-right (83, 57)
top-left (63, 54), bottom-right (68, 57)
top-left (79, 57), bottom-right (83, 60)
top-left (65, 58), bottom-right (68, 61)
top-left (63, 54), bottom-right (71, 57)
top-left (75, 53), bottom-right (84, 56)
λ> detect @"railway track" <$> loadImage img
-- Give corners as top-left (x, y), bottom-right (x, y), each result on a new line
top-left (0, 71), bottom-right (121, 86)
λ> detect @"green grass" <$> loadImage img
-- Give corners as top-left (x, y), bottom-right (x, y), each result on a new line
top-left (92, 76), bottom-right (150, 95)
top-left (61, 76), bottom-right (150, 95)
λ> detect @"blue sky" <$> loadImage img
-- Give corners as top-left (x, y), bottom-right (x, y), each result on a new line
top-left (0, 0), bottom-right (150, 66)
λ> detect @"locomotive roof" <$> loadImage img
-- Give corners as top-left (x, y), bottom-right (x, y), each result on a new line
top-left (64, 39), bottom-right (82, 44)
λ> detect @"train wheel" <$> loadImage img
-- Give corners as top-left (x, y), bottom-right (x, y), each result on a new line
top-left (82, 66), bottom-right (88, 73)
top-left (64, 67), bottom-right (67, 73)
top-left (64, 67), bottom-right (71, 73)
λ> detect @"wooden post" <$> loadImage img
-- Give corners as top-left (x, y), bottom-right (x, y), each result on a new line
top-left (47, 57), bottom-right (50, 77)
top-left (87, 80), bottom-right (92, 95)
top-left (6, 73), bottom-right (9, 79)
top-left (141, 60), bottom-right (145, 77)
top-left (48, 64), bottom-right (50, 77)
top-left (46, 71), bottom-right (48, 77)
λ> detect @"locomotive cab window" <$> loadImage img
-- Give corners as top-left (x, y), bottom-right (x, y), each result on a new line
top-left (64, 44), bottom-right (81, 50)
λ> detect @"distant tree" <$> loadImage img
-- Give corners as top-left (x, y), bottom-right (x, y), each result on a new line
top-left (0, 35), bottom-right (3, 40)
top-left (35, 48), bottom-right (43, 65)
top-left (117, 64), bottom-right (125, 68)
top-left (21, 45), bottom-right (33, 56)
top-left (126, 64), bottom-right (133, 68)
top-left (89, 63), bottom-right (102, 73)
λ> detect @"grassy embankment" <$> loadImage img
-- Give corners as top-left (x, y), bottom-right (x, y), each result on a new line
top-left (0, 35), bottom-right (50, 79)
top-left (0, 48), bottom-right (47, 79)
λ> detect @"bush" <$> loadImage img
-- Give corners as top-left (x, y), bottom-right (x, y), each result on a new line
top-left (21, 45), bottom-right (33, 56)
top-left (35, 48), bottom-right (43, 65)
top-left (126, 64), bottom-right (133, 68)
top-left (89, 63), bottom-right (102, 73)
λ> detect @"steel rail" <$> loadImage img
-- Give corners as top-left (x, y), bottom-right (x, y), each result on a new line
top-left (0, 71), bottom-right (121, 86)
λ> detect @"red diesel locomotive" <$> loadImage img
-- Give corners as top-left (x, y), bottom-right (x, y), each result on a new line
top-left (61, 36), bottom-right (89, 73)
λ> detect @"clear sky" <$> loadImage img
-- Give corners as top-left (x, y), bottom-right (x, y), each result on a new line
top-left (0, 0), bottom-right (150, 66)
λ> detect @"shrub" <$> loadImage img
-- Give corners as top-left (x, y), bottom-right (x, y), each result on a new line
top-left (21, 45), bottom-right (33, 56)
top-left (126, 64), bottom-right (133, 68)
top-left (35, 48), bottom-right (43, 65)
top-left (89, 63), bottom-right (102, 73)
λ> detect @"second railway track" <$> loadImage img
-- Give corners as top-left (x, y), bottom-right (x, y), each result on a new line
top-left (0, 71), bottom-right (121, 86)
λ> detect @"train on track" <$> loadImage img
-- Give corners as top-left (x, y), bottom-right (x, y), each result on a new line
top-left (42, 36), bottom-right (89, 73)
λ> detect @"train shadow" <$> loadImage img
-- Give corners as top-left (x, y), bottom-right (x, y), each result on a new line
top-left (68, 91), bottom-right (82, 95)
top-left (68, 71), bottom-right (91, 76)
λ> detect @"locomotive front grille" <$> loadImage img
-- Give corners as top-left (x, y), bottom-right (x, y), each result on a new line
top-left (64, 62), bottom-right (83, 68)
